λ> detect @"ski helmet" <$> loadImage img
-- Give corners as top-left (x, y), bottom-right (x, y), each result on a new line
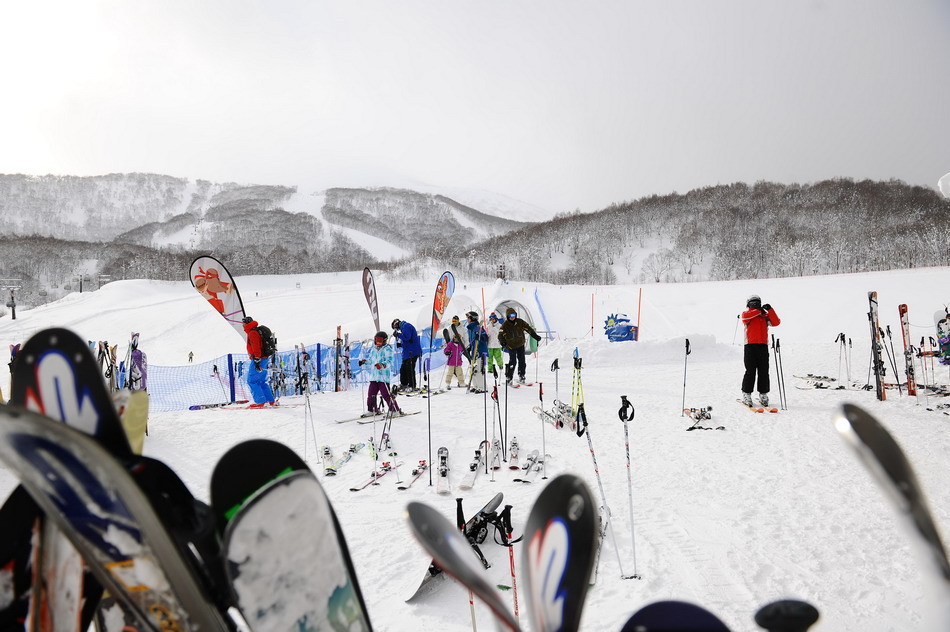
top-left (466, 310), bottom-right (479, 321)
top-left (747, 295), bottom-right (762, 309)
top-left (451, 315), bottom-right (460, 323)
top-left (374, 331), bottom-right (388, 344)
top-left (242, 316), bottom-right (253, 324)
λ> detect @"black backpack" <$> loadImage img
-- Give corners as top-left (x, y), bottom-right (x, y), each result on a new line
top-left (253, 325), bottom-right (277, 357)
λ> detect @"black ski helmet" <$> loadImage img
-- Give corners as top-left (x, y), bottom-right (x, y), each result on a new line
top-left (374, 331), bottom-right (388, 344)
top-left (747, 295), bottom-right (762, 309)
top-left (466, 310), bottom-right (479, 321)
top-left (242, 316), bottom-right (253, 324)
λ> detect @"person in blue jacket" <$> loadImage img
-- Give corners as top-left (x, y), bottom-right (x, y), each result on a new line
top-left (465, 311), bottom-right (488, 393)
top-left (358, 331), bottom-right (402, 416)
top-left (392, 318), bottom-right (422, 390)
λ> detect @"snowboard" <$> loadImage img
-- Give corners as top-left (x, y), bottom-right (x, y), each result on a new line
top-left (405, 501), bottom-right (519, 632)
top-left (222, 464), bottom-right (373, 632)
top-left (406, 491), bottom-right (504, 602)
top-left (521, 474), bottom-right (597, 632)
top-left (0, 405), bottom-right (232, 631)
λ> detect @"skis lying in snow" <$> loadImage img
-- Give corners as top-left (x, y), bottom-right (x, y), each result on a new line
top-left (513, 449), bottom-right (540, 482)
top-left (397, 460), bottom-right (429, 490)
top-left (508, 437), bottom-right (520, 470)
top-left (435, 447), bottom-right (450, 495)
top-left (358, 410), bottom-right (421, 424)
top-left (188, 400), bottom-right (249, 410)
top-left (349, 461), bottom-right (404, 492)
top-left (684, 406), bottom-right (724, 431)
top-left (458, 440), bottom-right (489, 490)
top-left (325, 443), bottom-right (366, 476)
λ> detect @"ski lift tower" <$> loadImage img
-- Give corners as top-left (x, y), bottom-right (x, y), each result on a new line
top-left (0, 279), bottom-right (22, 320)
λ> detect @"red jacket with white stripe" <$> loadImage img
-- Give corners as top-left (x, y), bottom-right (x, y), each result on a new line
top-left (741, 306), bottom-right (780, 344)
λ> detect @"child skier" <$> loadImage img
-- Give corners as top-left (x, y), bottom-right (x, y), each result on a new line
top-left (485, 312), bottom-right (505, 377)
top-left (443, 335), bottom-right (467, 390)
top-left (358, 331), bottom-right (402, 416)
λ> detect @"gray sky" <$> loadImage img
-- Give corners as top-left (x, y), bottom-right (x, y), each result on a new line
top-left (2, 1), bottom-right (948, 214)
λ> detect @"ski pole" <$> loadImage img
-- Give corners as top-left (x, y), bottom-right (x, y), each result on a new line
top-left (539, 382), bottom-right (547, 480)
top-left (618, 395), bottom-right (640, 579)
top-left (681, 338), bottom-right (690, 416)
top-left (500, 505), bottom-right (520, 625)
top-left (576, 404), bottom-right (635, 580)
top-left (456, 498), bottom-right (478, 632)
top-left (881, 327), bottom-right (903, 395)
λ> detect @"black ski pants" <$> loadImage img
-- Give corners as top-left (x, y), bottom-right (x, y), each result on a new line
top-left (400, 355), bottom-right (418, 389)
top-left (505, 346), bottom-right (527, 381)
top-left (742, 343), bottom-right (770, 394)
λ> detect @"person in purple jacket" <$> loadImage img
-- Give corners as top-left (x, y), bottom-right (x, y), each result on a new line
top-left (443, 334), bottom-right (467, 390)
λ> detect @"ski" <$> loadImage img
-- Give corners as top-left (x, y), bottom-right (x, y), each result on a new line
top-left (684, 406), bottom-right (725, 430)
top-left (532, 405), bottom-right (563, 429)
top-left (357, 410), bottom-right (420, 424)
top-left (738, 399), bottom-right (766, 413)
top-left (898, 304), bottom-right (918, 396)
top-left (489, 439), bottom-right (503, 470)
top-left (188, 399), bottom-right (249, 411)
top-left (435, 447), bottom-right (450, 495)
top-left (513, 449), bottom-right (540, 482)
top-left (397, 460), bottom-right (429, 490)
top-left (522, 455), bottom-right (545, 483)
top-left (508, 437), bottom-right (520, 470)
top-left (458, 441), bottom-right (488, 490)
top-left (522, 474), bottom-right (597, 632)
top-left (619, 600), bottom-right (731, 631)
top-left (325, 443), bottom-right (367, 477)
top-left (868, 291), bottom-right (887, 400)
top-left (349, 461), bottom-right (404, 492)
top-left (338, 412), bottom-right (382, 424)
top-left (215, 439), bottom-right (373, 631)
top-left (404, 492), bottom-right (505, 604)
top-left (834, 403), bottom-right (950, 627)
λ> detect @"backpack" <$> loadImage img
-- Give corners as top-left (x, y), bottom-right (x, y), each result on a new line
top-left (253, 325), bottom-right (277, 357)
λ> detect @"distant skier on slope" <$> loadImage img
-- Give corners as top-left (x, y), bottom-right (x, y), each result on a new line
top-left (243, 316), bottom-right (277, 408)
top-left (358, 331), bottom-right (402, 416)
top-left (740, 295), bottom-right (781, 407)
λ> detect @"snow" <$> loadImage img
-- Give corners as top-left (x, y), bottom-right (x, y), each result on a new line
top-left (2, 267), bottom-right (950, 631)
top-left (939, 172), bottom-right (950, 199)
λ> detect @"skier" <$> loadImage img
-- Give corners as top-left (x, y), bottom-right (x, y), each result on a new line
top-left (188, 351), bottom-right (194, 363)
top-left (243, 316), bottom-right (277, 408)
top-left (358, 331), bottom-right (402, 415)
top-left (499, 307), bottom-right (541, 385)
top-left (485, 312), bottom-right (505, 377)
top-left (740, 295), bottom-right (781, 407)
top-left (129, 344), bottom-right (148, 391)
top-left (443, 334), bottom-right (467, 390)
top-left (391, 318), bottom-right (422, 391)
top-left (465, 311), bottom-right (488, 393)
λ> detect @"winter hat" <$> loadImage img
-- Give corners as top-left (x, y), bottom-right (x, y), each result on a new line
top-left (451, 315), bottom-right (460, 322)
top-left (392, 319), bottom-right (401, 329)
top-left (489, 312), bottom-right (499, 321)
top-left (747, 295), bottom-right (762, 308)
top-left (506, 307), bottom-right (517, 319)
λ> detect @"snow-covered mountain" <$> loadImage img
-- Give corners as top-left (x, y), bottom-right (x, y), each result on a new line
top-left (0, 174), bottom-right (540, 260)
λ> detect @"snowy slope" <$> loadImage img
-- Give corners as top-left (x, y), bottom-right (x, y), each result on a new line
top-left (1, 268), bottom-right (949, 631)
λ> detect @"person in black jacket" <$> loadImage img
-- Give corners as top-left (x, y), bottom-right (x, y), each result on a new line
top-left (499, 307), bottom-right (541, 384)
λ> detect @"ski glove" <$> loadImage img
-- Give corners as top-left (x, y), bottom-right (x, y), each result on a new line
top-left (253, 359), bottom-right (261, 370)
top-left (358, 359), bottom-right (366, 366)
top-left (760, 308), bottom-right (769, 317)
top-left (374, 363), bottom-right (384, 370)
top-left (762, 303), bottom-right (772, 311)
top-left (532, 333), bottom-right (542, 341)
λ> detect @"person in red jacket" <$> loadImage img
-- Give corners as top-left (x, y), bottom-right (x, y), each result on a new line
top-left (243, 316), bottom-right (276, 408)
top-left (740, 295), bottom-right (780, 407)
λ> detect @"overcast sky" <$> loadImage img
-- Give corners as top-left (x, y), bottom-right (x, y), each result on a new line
top-left (1, 1), bottom-right (948, 214)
